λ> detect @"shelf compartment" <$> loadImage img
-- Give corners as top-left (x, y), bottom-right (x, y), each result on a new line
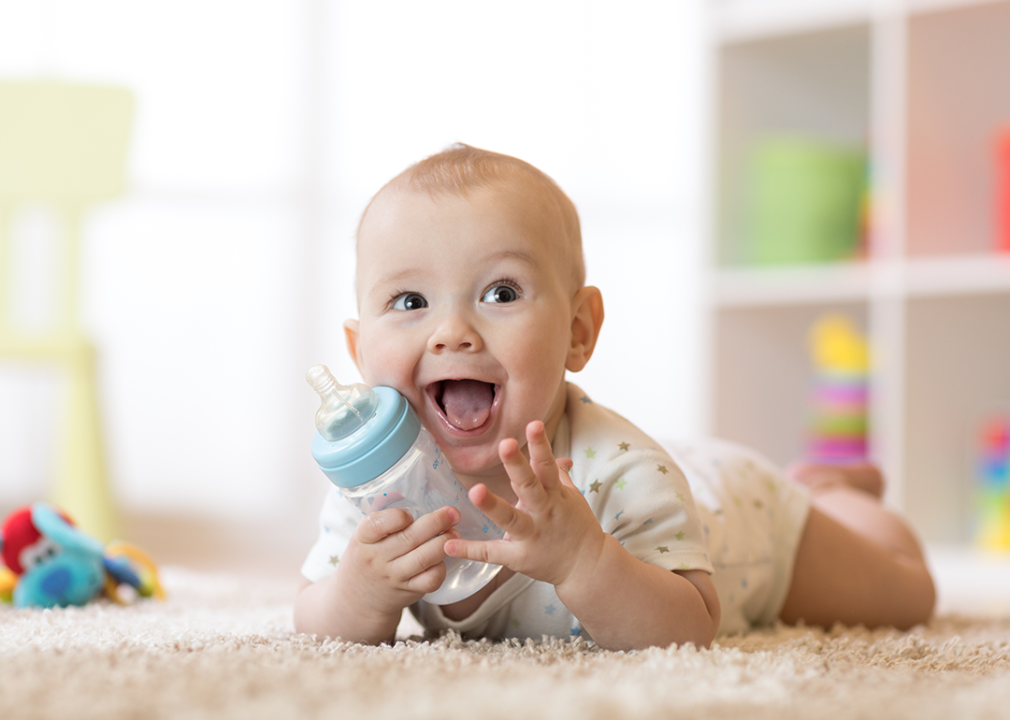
top-left (712, 302), bottom-right (870, 468)
top-left (906, 1), bottom-right (1010, 258)
top-left (716, 24), bottom-right (871, 267)
top-left (904, 294), bottom-right (1010, 543)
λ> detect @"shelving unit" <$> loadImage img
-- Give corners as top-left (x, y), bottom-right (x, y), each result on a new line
top-left (704, 0), bottom-right (1010, 545)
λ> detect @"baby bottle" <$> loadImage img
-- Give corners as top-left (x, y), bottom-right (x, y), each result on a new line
top-left (306, 365), bottom-right (504, 605)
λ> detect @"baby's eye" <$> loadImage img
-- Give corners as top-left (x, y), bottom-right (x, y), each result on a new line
top-left (481, 284), bottom-right (519, 304)
top-left (392, 293), bottom-right (428, 311)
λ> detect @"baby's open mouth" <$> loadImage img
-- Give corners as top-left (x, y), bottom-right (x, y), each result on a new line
top-left (432, 379), bottom-right (496, 431)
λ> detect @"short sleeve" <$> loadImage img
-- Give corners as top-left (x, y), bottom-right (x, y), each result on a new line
top-left (563, 384), bottom-right (713, 575)
top-left (300, 486), bottom-right (364, 582)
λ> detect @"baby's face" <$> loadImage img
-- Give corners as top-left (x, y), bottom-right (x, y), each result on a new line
top-left (347, 185), bottom-right (577, 481)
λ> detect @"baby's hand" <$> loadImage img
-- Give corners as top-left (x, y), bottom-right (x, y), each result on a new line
top-left (336, 506), bottom-right (460, 616)
top-left (444, 421), bottom-right (606, 590)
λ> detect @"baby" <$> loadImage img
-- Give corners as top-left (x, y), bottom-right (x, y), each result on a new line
top-left (294, 145), bottom-right (935, 650)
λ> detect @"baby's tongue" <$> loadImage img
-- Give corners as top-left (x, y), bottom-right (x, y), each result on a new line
top-left (441, 380), bottom-right (493, 431)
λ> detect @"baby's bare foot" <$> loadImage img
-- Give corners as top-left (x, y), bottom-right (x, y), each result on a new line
top-left (786, 461), bottom-right (885, 499)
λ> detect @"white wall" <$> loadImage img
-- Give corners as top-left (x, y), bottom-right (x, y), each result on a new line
top-left (0, 0), bottom-right (707, 525)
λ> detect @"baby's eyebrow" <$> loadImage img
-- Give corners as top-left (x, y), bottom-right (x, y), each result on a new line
top-left (486, 248), bottom-right (537, 267)
top-left (369, 249), bottom-right (537, 292)
top-left (372, 268), bottom-right (423, 288)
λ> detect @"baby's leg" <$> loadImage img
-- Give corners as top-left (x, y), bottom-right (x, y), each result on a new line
top-left (778, 463), bottom-right (936, 630)
top-left (788, 461), bottom-right (884, 499)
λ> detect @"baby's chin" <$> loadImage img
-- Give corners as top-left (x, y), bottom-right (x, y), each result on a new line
top-left (439, 443), bottom-right (510, 487)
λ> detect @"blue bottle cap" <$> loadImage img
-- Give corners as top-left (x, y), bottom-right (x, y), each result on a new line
top-left (310, 386), bottom-right (421, 488)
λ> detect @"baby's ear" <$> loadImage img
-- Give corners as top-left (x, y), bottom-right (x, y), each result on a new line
top-left (343, 319), bottom-right (364, 373)
top-left (566, 286), bottom-right (604, 373)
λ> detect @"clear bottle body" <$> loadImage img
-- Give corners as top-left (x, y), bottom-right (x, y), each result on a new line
top-left (338, 428), bottom-right (504, 605)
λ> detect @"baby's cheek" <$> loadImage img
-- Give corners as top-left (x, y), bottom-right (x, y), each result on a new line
top-left (362, 342), bottom-right (422, 399)
top-left (358, 329), bottom-right (401, 374)
top-left (513, 338), bottom-right (568, 387)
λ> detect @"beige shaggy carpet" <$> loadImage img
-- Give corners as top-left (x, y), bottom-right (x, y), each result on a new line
top-left (3, 568), bottom-right (1010, 720)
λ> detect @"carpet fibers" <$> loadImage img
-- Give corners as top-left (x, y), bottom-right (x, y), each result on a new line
top-left (2, 568), bottom-right (1010, 719)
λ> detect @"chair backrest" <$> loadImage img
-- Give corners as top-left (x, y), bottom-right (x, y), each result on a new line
top-left (0, 81), bottom-right (133, 202)
top-left (0, 81), bottom-right (133, 334)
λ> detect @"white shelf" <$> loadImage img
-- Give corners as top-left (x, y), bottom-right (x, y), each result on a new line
top-left (712, 261), bottom-right (871, 306)
top-left (713, 0), bottom-right (874, 43)
top-left (908, 0), bottom-right (1010, 15)
top-left (905, 254), bottom-right (1010, 296)
top-left (713, 0), bottom-right (1009, 44)
top-left (712, 254), bottom-right (1010, 307)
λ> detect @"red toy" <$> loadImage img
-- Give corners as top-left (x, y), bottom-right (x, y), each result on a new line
top-left (2, 505), bottom-right (75, 575)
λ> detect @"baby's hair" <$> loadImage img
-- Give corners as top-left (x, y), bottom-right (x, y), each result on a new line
top-left (359, 144), bottom-right (585, 290)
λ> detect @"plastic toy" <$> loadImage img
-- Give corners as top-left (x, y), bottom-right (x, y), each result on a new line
top-left (0, 503), bottom-right (163, 608)
top-left (745, 136), bottom-right (865, 265)
top-left (807, 314), bottom-right (870, 462)
top-left (974, 414), bottom-right (1010, 551)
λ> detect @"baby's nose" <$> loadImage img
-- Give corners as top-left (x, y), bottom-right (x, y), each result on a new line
top-left (428, 312), bottom-right (483, 353)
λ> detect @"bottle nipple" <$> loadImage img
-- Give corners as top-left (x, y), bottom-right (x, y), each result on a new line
top-left (306, 365), bottom-right (378, 441)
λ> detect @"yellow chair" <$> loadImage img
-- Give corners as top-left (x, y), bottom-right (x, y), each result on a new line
top-left (0, 81), bottom-right (133, 542)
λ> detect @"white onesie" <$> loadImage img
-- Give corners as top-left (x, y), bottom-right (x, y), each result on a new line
top-left (301, 383), bottom-right (810, 639)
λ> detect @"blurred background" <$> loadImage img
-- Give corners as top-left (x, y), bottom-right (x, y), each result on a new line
top-left (2, 0), bottom-right (1010, 602)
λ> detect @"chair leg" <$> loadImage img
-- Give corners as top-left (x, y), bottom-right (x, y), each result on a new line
top-left (50, 338), bottom-right (119, 542)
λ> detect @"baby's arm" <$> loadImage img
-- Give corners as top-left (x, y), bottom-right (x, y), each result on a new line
top-left (294, 506), bottom-right (460, 644)
top-left (444, 422), bottom-right (720, 651)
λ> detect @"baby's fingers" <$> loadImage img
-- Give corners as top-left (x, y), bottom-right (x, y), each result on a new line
top-left (393, 528), bottom-right (458, 593)
top-left (404, 562), bottom-right (449, 597)
top-left (556, 457), bottom-right (577, 488)
top-left (444, 537), bottom-right (513, 569)
top-left (525, 421), bottom-right (562, 491)
top-left (499, 437), bottom-right (549, 512)
top-left (392, 505), bottom-right (460, 556)
top-left (354, 505), bottom-right (459, 555)
top-left (354, 508), bottom-right (415, 545)
top-left (468, 483), bottom-right (534, 539)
